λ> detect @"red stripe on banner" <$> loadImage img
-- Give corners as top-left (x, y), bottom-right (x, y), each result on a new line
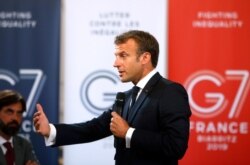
top-left (168, 0), bottom-right (250, 164)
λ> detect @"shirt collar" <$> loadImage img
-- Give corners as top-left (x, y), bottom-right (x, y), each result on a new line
top-left (0, 136), bottom-right (14, 146)
top-left (136, 69), bottom-right (157, 89)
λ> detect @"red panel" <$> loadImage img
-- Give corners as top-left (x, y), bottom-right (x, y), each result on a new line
top-left (168, 0), bottom-right (250, 164)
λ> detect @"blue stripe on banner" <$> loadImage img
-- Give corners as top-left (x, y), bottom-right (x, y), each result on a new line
top-left (0, 0), bottom-right (60, 164)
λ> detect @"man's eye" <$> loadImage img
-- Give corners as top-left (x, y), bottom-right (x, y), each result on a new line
top-left (6, 110), bottom-right (13, 115)
top-left (120, 54), bottom-right (128, 58)
top-left (17, 111), bottom-right (23, 116)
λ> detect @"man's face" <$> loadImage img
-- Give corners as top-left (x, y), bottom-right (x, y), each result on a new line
top-left (113, 39), bottom-right (144, 84)
top-left (0, 102), bottom-right (23, 136)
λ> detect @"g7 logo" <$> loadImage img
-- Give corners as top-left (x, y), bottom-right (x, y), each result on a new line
top-left (0, 69), bottom-right (46, 117)
top-left (185, 70), bottom-right (250, 119)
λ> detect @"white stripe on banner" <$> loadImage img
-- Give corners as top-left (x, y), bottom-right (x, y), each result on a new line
top-left (62, 0), bottom-right (167, 164)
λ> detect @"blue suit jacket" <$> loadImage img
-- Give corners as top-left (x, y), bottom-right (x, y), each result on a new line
top-left (54, 72), bottom-right (191, 165)
top-left (0, 135), bottom-right (39, 165)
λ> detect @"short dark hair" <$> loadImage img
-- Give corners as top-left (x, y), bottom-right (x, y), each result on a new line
top-left (0, 89), bottom-right (26, 112)
top-left (114, 30), bottom-right (159, 68)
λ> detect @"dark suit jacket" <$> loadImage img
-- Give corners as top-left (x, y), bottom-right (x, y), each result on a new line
top-left (0, 135), bottom-right (39, 165)
top-left (54, 72), bottom-right (191, 165)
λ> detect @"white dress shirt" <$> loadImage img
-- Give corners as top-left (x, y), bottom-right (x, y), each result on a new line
top-left (0, 136), bottom-right (14, 154)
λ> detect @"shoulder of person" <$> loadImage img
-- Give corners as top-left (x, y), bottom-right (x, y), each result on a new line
top-left (13, 135), bottom-right (33, 146)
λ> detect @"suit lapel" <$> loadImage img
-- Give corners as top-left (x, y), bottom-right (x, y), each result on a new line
top-left (0, 145), bottom-right (6, 165)
top-left (127, 89), bottom-right (147, 122)
top-left (13, 136), bottom-right (22, 165)
top-left (127, 72), bottom-right (162, 123)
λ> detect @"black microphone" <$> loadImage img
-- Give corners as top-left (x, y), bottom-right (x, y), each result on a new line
top-left (114, 92), bottom-right (125, 115)
top-left (113, 92), bottom-right (125, 147)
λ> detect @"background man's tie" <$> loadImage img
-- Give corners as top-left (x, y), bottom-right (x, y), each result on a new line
top-left (4, 142), bottom-right (14, 165)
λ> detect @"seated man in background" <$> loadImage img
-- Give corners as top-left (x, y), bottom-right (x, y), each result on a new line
top-left (0, 89), bottom-right (39, 165)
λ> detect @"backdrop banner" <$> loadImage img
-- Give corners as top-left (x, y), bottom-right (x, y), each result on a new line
top-left (0, 0), bottom-right (60, 164)
top-left (62, 0), bottom-right (167, 164)
top-left (168, 0), bottom-right (250, 164)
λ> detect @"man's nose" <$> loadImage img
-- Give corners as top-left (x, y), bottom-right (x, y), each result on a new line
top-left (12, 112), bottom-right (21, 121)
top-left (113, 58), bottom-right (119, 68)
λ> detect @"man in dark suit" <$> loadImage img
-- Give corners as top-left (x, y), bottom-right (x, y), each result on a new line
top-left (0, 89), bottom-right (39, 165)
top-left (33, 30), bottom-right (191, 165)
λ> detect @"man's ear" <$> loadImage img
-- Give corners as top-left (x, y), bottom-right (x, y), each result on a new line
top-left (141, 52), bottom-right (151, 65)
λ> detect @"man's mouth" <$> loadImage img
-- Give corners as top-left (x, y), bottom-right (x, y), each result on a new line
top-left (8, 122), bottom-right (19, 127)
top-left (118, 71), bottom-right (124, 77)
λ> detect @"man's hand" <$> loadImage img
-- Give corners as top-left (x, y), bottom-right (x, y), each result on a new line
top-left (25, 160), bottom-right (39, 165)
top-left (110, 111), bottom-right (129, 138)
top-left (33, 103), bottom-right (50, 138)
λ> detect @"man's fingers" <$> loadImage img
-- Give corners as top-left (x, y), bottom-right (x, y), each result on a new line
top-left (111, 111), bottom-right (122, 119)
top-left (36, 103), bottom-right (43, 112)
top-left (33, 104), bottom-right (43, 132)
top-left (33, 103), bottom-right (43, 121)
top-left (25, 160), bottom-right (38, 165)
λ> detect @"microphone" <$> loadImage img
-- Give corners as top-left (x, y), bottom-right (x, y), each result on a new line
top-left (113, 92), bottom-right (125, 147)
top-left (114, 92), bottom-right (125, 115)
